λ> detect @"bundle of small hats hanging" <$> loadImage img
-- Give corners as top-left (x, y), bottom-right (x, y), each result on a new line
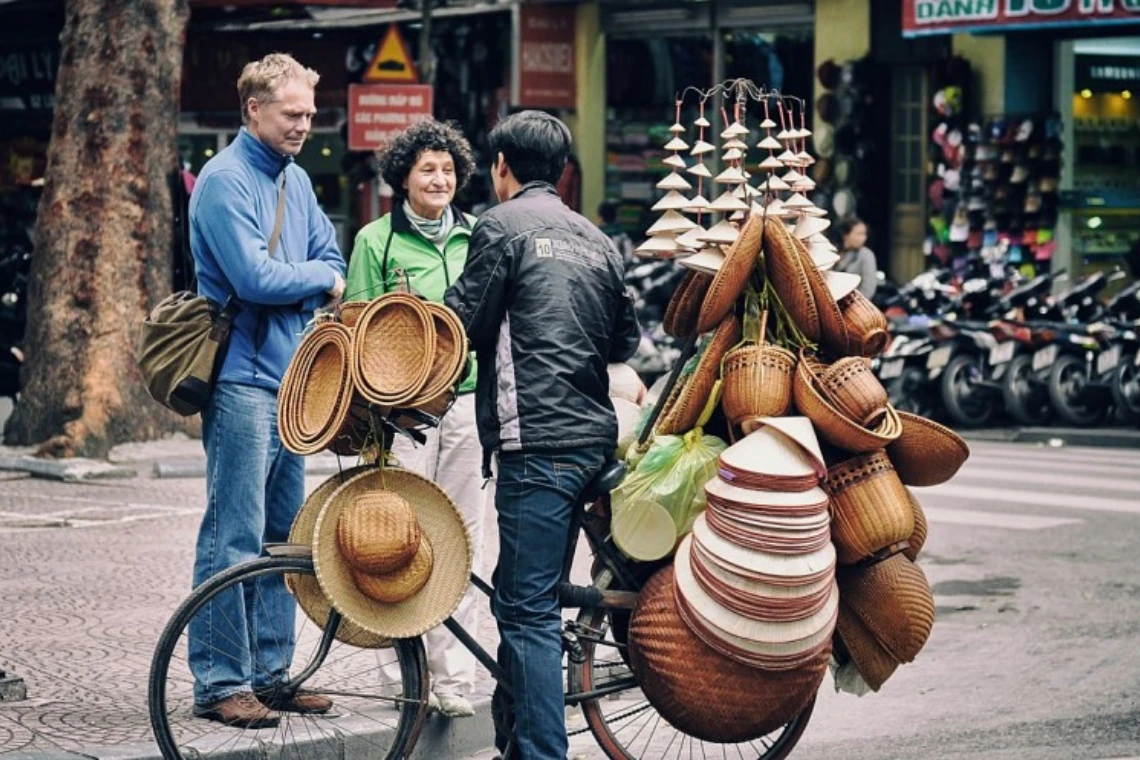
top-left (618, 77), bottom-right (974, 735)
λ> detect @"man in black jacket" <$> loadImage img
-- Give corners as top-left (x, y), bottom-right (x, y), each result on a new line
top-left (445, 110), bottom-right (640, 759)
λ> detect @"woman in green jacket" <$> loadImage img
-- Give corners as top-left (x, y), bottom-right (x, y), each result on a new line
top-left (345, 119), bottom-right (484, 718)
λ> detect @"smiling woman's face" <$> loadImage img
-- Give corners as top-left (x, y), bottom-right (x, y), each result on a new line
top-left (404, 150), bottom-right (456, 220)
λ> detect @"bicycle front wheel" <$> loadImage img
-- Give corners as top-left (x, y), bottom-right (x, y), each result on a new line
top-left (569, 570), bottom-right (815, 760)
top-left (148, 555), bottom-right (428, 760)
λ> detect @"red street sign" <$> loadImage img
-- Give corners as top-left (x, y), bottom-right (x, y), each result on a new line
top-left (517, 4), bottom-right (576, 109)
top-left (348, 83), bottom-right (433, 152)
top-left (902, 0), bottom-right (1140, 37)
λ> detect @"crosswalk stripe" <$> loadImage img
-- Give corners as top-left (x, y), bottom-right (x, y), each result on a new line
top-left (921, 483), bottom-right (1140, 515)
top-left (954, 466), bottom-right (1140, 494)
top-left (962, 445), bottom-right (1140, 468)
top-left (922, 506), bottom-right (1080, 530)
top-left (957, 454), bottom-right (1140, 479)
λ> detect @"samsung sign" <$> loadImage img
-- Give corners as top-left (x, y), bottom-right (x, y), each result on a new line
top-left (903, 0), bottom-right (1140, 36)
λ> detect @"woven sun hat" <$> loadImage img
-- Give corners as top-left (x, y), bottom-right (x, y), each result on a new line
top-left (351, 293), bottom-right (436, 407)
top-left (886, 411), bottom-right (970, 487)
top-left (834, 601), bottom-right (899, 692)
top-left (692, 513), bottom-right (836, 587)
top-left (903, 487), bottom-right (927, 561)
top-left (675, 536), bottom-right (839, 663)
top-left (793, 350), bottom-right (902, 454)
top-left (824, 451), bottom-right (915, 566)
top-left (657, 314), bottom-right (741, 436)
top-left (313, 467), bottom-right (472, 639)
top-left (279, 322), bottom-right (356, 456)
top-left (697, 213), bottom-right (763, 334)
top-left (838, 289), bottom-right (889, 357)
top-left (837, 553), bottom-right (935, 664)
top-left (286, 466), bottom-right (391, 649)
top-left (762, 216), bottom-right (820, 342)
top-left (663, 270), bottom-right (713, 339)
top-left (627, 565), bottom-right (828, 744)
top-left (817, 356), bottom-right (890, 429)
top-left (407, 302), bottom-right (468, 417)
top-left (719, 416), bottom-right (826, 491)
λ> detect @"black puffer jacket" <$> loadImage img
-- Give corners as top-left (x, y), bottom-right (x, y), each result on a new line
top-left (444, 182), bottom-right (641, 454)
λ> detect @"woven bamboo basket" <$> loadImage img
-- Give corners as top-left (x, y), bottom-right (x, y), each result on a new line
top-left (886, 411), bottom-right (970, 487)
top-left (818, 356), bottom-right (889, 429)
top-left (407, 302), bottom-right (468, 417)
top-left (279, 323), bottom-right (356, 456)
top-left (721, 309), bottom-right (797, 426)
top-left (664, 270), bottom-right (714, 340)
top-left (351, 293), bottom-right (436, 407)
top-left (657, 314), bottom-right (741, 435)
top-left (761, 217), bottom-right (820, 341)
top-left (338, 301), bottom-right (369, 329)
top-left (834, 602), bottom-right (898, 692)
top-left (627, 566), bottom-right (827, 744)
top-left (903, 487), bottom-right (927, 561)
top-left (837, 553), bottom-right (934, 663)
top-left (793, 350), bottom-right (902, 454)
top-left (823, 451), bottom-right (914, 565)
top-left (697, 213), bottom-right (763, 334)
top-left (837, 290), bottom-right (888, 357)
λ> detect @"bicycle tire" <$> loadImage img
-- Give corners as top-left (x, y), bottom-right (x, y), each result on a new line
top-left (568, 568), bottom-right (815, 759)
top-left (148, 555), bottom-right (429, 760)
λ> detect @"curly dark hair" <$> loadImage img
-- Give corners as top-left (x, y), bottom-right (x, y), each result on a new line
top-left (376, 119), bottom-right (476, 198)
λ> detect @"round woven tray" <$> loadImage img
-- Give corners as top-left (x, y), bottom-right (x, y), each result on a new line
top-left (657, 314), bottom-right (741, 435)
top-left (837, 290), bottom-right (888, 357)
top-left (823, 451), bottom-right (914, 565)
top-left (338, 301), bottom-right (369, 329)
top-left (664, 270), bottom-right (714, 340)
top-left (279, 323), bottom-right (356, 456)
top-left (287, 466), bottom-right (391, 649)
top-left (903, 487), bottom-right (927, 561)
top-left (721, 342), bottom-right (796, 426)
top-left (793, 350), bottom-right (902, 454)
top-left (407, 302), bottom-right (468, 415)
top-left (698, 213), bottom-right (763, 334)
top-left (762, 217), bottom-right (820, 342)
top-left (836, 553), bottom-right (934, 663)
top-left (351, 294), bottom-right (436, 407)
top-left (627, 565), bottom-right (827, 744)
top-left (886, 411), bottom-right (970, 487)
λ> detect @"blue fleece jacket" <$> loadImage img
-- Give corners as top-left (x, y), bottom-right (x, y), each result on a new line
top-left (190, 129), bottom-right (345, 391)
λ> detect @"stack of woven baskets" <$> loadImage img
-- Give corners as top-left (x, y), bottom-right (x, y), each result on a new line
top-left (278, 293), bottom-right (468, 457)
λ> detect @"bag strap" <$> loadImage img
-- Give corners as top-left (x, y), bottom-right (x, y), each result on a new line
top-left (268, 171), bottom-right (286, 259)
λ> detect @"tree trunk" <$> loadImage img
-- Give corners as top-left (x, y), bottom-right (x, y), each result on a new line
top-left (5, 0), bottom-right (191, 459)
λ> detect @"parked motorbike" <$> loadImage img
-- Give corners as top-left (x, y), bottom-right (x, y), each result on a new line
top-left (992, 271), bottom-right (1069, 426)
top-left (876, 270), bottom-right (956, 418)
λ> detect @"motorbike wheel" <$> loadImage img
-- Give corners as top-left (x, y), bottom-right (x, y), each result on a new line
top-left (1111, 360), bottom-right (1140, 425)
top-left (1001, 354), bottom-right (1051, 427)
top-left (887, 366), bottom-right (938, 419)
top-left (1047, 353), bottom-right (1108, 427)
top-left (939, 354), bottom-right (995, 428)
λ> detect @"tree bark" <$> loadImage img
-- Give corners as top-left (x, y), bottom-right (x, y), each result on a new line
top-left (5, 0), bottom-right (191, 459)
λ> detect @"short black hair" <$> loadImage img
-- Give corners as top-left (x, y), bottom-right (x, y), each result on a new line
top-left (598, 200), bottom-right (619, 224)
top-left (487, 110), bottom-right (571, 186)
top-left (376, 119), bottom-right (476, 198)
top-left (834, 216), bottom-right (867, 244)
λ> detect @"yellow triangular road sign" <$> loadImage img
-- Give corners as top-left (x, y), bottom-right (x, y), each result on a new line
top-left (363, 25), bottom-right (419, 83)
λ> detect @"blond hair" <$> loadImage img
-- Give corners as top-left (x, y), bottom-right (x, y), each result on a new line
top-left (237, 53), bottom-right (320, 124)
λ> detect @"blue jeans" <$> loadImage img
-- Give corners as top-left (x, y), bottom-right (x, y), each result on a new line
top-left (492, 446), bottom-right (608, 760)
top-left (189, 382), bottom-right (306, 706)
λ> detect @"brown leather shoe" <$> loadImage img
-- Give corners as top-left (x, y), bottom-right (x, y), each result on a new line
top-left (193, 692), bottom-right (280, 729)
top-left (256, 689), bottom-right (334, 715)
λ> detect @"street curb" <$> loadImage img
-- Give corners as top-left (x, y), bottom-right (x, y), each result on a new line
top-left (8, 697), bottom-right (496, 759)
top-left (0, 454), bottom-right (138, 481)
top-left (153, 453), bottom-right (352, 479)
top-left (961, 427), bottom-right (1140, 450)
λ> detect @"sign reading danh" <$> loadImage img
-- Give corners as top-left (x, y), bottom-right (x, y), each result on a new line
top-left (903, 0), bottom-right (1140, 37)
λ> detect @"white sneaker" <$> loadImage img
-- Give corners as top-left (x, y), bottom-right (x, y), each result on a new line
top-left (435, 693), bottom-right (475, 718)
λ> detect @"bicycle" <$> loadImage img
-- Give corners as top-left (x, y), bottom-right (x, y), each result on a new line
top-left (148, 394), bottom-right (815, 759)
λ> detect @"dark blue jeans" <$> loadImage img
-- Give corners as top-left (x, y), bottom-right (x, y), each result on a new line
top-left (493, 446), bottom-right (608, 760)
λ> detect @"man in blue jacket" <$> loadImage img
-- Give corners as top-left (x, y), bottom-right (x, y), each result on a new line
top-left (187, 53), bottom-right (345, 729)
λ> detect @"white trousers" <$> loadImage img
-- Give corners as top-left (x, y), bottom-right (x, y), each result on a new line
top-left (382, 392), bottom-right (490, 696)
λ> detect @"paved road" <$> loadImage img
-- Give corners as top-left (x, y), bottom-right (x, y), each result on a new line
top-left (3, 439), bottom-right (1140, 759)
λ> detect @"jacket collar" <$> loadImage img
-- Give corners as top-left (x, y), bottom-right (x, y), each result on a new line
top-left (234, 128), bottom-right (292, 178)
top-left (510, 181), bottom-right (558, 202)
top-left (391, 200), bottom-right (472, 235)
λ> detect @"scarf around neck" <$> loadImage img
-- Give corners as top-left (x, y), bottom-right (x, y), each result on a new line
top-left (404, 200), bottom-right (455, 250)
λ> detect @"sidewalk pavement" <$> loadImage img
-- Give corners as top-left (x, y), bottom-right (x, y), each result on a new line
top-left (0, 436), bottom-right (502, 759)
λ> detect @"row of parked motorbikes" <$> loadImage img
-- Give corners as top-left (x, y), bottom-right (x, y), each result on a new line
top-left (873, 260), bottom-right (1140, 428)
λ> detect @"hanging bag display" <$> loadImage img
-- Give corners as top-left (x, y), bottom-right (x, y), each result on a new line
top-left (137, 172), bottom-right (287, 416)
